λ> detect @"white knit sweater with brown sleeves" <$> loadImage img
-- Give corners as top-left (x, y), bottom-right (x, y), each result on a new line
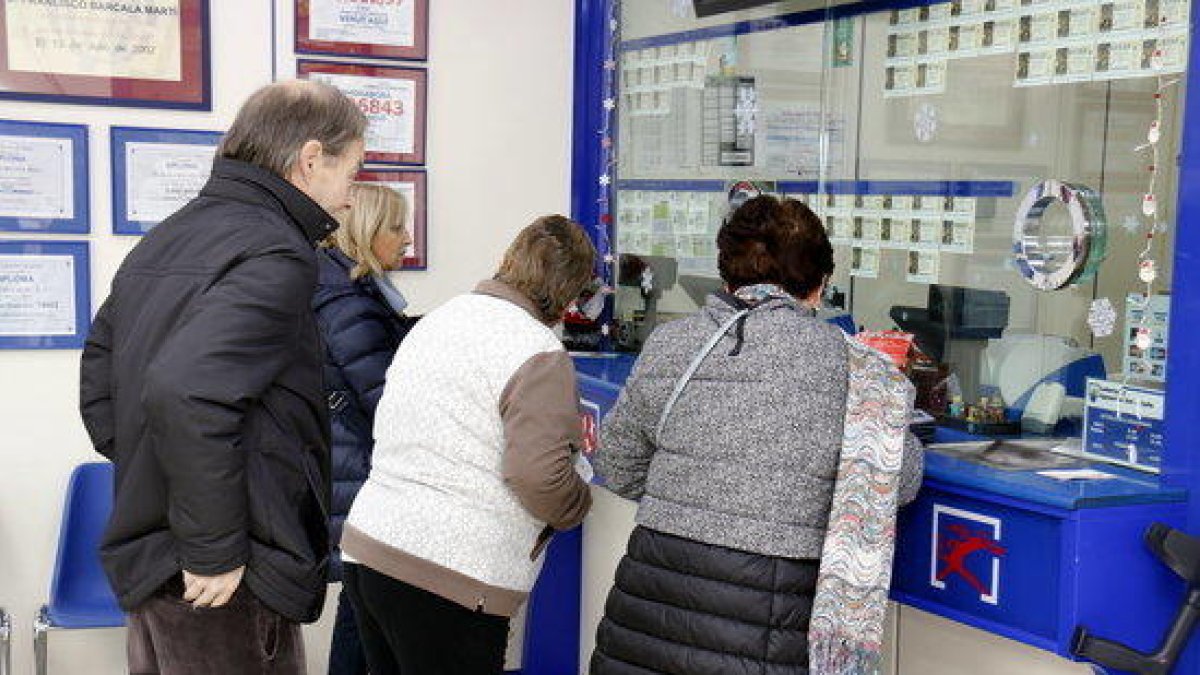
top-left (341, 280), bottom-right (592, 617)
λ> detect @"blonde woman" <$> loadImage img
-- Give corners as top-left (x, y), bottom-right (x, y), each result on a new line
top-left (313, 182), bottom-right (417, 675)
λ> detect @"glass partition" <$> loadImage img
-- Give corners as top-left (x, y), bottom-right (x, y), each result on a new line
top-left (611, 0), bottom-right (1186, 448)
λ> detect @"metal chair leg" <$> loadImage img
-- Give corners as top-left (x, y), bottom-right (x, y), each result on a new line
top-left (32, 606), bottom-right (49, 675)
top-left (1, 606), bottom-right (11, 675)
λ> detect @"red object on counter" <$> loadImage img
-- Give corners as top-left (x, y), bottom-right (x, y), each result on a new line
top-left (855, 330), bottom-right (917, 369)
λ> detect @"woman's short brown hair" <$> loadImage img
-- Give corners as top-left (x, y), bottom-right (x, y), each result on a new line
top-left (717, 195), bottom-right (834, 298)
top-left (495, 215), bottom-right (596, 323)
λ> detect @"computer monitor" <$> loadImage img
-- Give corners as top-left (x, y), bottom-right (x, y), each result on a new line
top-left (617, 254), bottom-right (678, 298)
top-left (929, 285), bottom-right (1011, 340)
top-left (890, 285), bottom-right (1010, 362)
top-left (618, 254), bottom-right (679, 346)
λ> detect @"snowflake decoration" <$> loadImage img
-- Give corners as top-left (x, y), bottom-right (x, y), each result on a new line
top-left (603, 98), bottom-right (616, 111)
top-left (1088, 298), bottom-right (1118, 338)
top-left (599, 174), bottom-right (611, 187)
top-left (1122, 213), bottom-right (1141, 233)
top-left (914, 103), bottom-right (939, 143)
top-left (734, 88), bottom-right (757, 136)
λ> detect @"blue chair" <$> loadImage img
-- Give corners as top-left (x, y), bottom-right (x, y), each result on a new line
top-left (1, 605), bottom-right (11, 675)
top-left (33, 462), bottom-right (124, 675)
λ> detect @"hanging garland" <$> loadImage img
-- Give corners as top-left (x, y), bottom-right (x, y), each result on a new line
top-left (1123, 67), bottom-right (1178, 360)
top-left (595, 0), bottom-right (619, 338)
top-left (1083, 0), bottom-right (1181, 396)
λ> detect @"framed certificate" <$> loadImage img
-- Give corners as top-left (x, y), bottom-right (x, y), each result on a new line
top-left (357, 169), bottom-right (426, 269)
top-left (0, 120), bottom-right (89, 234)
top-left (0, 240), bottom-right (90, 349)
top-left (299, 60), bottom-right (426, 165)
top-left (296, 0), bottom-right (428, 61)
top-left (111, 126), bottom-right (221, 235)
top-left (0, 0), bottom-right (210, 110)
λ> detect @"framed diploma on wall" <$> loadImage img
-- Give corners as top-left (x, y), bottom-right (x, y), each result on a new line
top-left (111, 126), bottom-right (221, 235)
top-left (0, 0), bottom-right (210, 110)
top-left (0, 240), bottom-right (90, 349)
top-left (299, 60), bottom-right (426, 165)
top-left (358, 169), bottom-right (426, 269)
top-left (0, 119), bottom-right (89, 234)
top-left (296, 0), bottom-right (428, 61)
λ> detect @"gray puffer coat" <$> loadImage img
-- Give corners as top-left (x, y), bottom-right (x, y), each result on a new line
top-left (593, 291), bottom-right (923, 674)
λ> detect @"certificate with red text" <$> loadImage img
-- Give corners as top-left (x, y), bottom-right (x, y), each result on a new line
top-left (296, 0), bottom-right (427, 60)
top-left (299, 60), bottom-right (426, 165)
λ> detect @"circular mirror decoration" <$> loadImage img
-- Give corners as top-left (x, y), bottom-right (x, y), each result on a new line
top-left (726, 180), bottom-right (763, 211)
top-left (1012, 180), bottom-right (1108, 291)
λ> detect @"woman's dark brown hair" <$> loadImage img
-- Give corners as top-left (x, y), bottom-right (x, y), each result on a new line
top-left (717, 195), bottom-right (834, 298)
top-left (495, 215), bottom-right (596, 323)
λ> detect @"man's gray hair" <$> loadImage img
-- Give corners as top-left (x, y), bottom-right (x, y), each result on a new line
top-left (218, 80), bottom-right (368, 177)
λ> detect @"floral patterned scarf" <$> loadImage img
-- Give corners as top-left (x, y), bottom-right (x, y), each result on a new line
top-left (716, 282), bottom-right (911, 673)
top-left (809, 335), bottom-right (914, 675)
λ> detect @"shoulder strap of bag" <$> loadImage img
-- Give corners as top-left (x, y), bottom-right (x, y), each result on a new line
top-left (654, 309), bottom-right (750, 446)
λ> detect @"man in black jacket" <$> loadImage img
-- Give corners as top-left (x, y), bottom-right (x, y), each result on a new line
top-left (79, 80), bottom-right (366, 674)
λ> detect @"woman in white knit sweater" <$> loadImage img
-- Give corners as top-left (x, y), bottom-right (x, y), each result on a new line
top-left (341, 215), bottom-right (596, 674)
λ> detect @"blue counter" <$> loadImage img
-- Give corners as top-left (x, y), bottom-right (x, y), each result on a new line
top-left (572, 351), bottom-right (636, 384)
top-left (571, 352), bottom-right (1189, 664)
top-left (924, 429), bottom-right (1185, 511)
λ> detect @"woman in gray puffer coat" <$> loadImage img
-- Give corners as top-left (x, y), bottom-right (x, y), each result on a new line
top-left (591, 195), bottom-right (925, 675)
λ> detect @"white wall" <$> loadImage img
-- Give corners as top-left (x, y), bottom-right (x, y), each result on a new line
top-left (0, 1), bottom-right (575, 673)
